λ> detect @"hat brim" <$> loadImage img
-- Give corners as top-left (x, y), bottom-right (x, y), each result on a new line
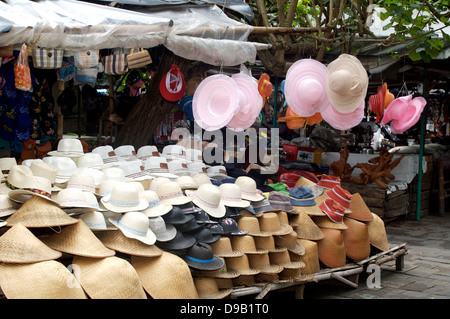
top-left (156, 232), bottom-right (196, 251)
top-left (153, 223), bottom-right (177, 242)
top-left (100, 196), bottom-right (149, 213)
top-left (183, 254), bottom-right (224, 271)
top-left (109, 218), bottom-right (157, 246)
top-left (8, 190), bottom-right (58, 206)
top-left (192, 199), bottom-right (226, 219)
top-left (47, 151), bottom-right (84, 158)
top-left (221, 199), bottom-right (250, 208)
top-left (142, 203), bottom-right (173, 218)
top-left (321, 100), bottom-right (365, 131)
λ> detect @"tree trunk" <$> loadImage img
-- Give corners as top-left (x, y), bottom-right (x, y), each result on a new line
top-left (113, 48), bottom-right (194, 149)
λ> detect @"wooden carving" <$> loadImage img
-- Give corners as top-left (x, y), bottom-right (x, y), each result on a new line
top-left (329, 141), bottom-right (355, 182)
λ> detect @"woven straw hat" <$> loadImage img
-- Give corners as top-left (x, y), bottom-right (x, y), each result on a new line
top-left (156, 181), bottom-right (192, 206)
top-left (6, 195), bottom-right (79, 228)
top-left (72, 255), bottom-right (147, 299)
top-left (234, 176), bottom-right (264, 202)
top-left (149, 176), bottom-right (171, 192)
top-left (109, 211), bottom-right (157, 246)
top-left (137, 145), bottom-right (160, 160)
top-left (101, 182), bottom-right (149, 213)
top-left (8, 174), bottom-right (55, 205)
top-left (258, 212), bottom-right (293, 236)
top-left (317, 228), bottom-right (346, 268)
top-left (168, 159), bottom-right (190, 177)
top-left (219, 183), bottom-right (250, 208)
top-left (292, 191), bottom-right (327, 216)
top-left (367, 213), bottom-right (389, 251)
top-left (78, 211), bottom-right (117, 231)
top-left (192, 173), bottom-right (212, 186)
top-left (96, 230), bottom-right (162, 257)
top-left (77, 152), bottom-right (112, 170)
top-left (0, 157), bottom-right (17, 175)
top-left (0, 194), bottom-right (16, 218)
top-left (210, 236), bottom-right (244, 258)
top-left (343, 217), bottom-right (370, 261)
top-left (48, 138), bottom-right (84, 158)
top-left (293, 239), bottom-right (320, 274)
top-left (269, 250), bottom-right (305, 269)
top-left (29, 160), bottom-right (61, 191)
top-left (139, 190), bottom-right (172, 218)
top-left (0, 260), bottom-right (87, 299)
top-left (247, 253), bottom-right (283, 275)
top-left (237, 216), bottom-right (270, 237)
top-left (43, 156), bottom-right (78, 184)
top-left (191, 261), bottom-right (240, 279)
top-left (95, 180), bottom-right (121, 198)
top-left (131, 252), bottom-right (199, 299)
top-left (145, 157), bottom-right (178, 179)
top-left (187, 184), bottom-right (225, 218)
top-left (274, 231), bottom-right (306, 255)
top-left (66, 173), bottom-right (96, 194)
top-left (231, 235), bottom-right (268, 255)
top-left (254, 235), bottom-right (287, 253)
top-left (225, 254), bottom-right (260, 276)
top-left (312, 215), bottom-right (349, 230)
top-left (0, 223), bottom-right (62, 263)
top-left (149, 216), bottom-right (177, 242)
top-left (194, 277), bottom-right (233, 299)
top-left (176, 175), bottom-right (198, 190)
top-left (40, 220), bottom-right (115, 258)
top-left (290, 211), bottom-right (325, 240)
top-left (347, 193), bottom-right (374, 222)
top-left (56, 188), bottom-right (96, 210)
top-left (0, 165), bottom-right (32, 195)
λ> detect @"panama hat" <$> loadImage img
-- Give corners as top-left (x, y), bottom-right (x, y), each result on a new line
top-left (227, 73), bottom-right (263, 132)
top-left (149, 177), bottom-right (171, 192)
top-left (290, 211), bottom-right (325, 240)
top-left (102, 167), bottom-right (126, 182)
top-left (185, 148), bottom-right (203, 163)
top-left (0, 165), bottom-right (32, 195)
top-left (347, 193), bottom-right (374, 222)
top-left (326, 54), bottom-right (368, 114)
top-left (326, 185), bottom-right (352, 214)
top-left (43, 156), bottom-right (78, 184)
top-left (231, 235), bottom-right (268, 255)
top-left (72, 255), bottom-right (147, 299)
top-left (259, 212), bottom-right (293, 236)
top-left (295, 239), bottom-right (321, 274)
top-left (225, 254), bottom-right (260, 276)
top-left (161, 145), bottom-right (186, 161)
top-left (183, 242), bottom-right (224, 271)
top-left (95, 180), bottom-right (121, 198)
top-left (137, 145), bottom-right (160, 160)
top-left (367, 213), bottom-right (389, 251)
top-left (160, 64), bottom-right (186, 102)
top-left (343, 217), bottom-right (370, 261)
top-left (148, 216), bottom-right (177, 242)
top-left (380, 94), bottom-right (427, 134)
top-left (118, 160), bottom-right (153, 182)
top-left (91, 145), bottom-right (120, 164)
top-left (47, 138), bottom-right (84, 158)
top-left (29, 160), bottom-right (62, 191)
top-left (176, 175), bottom-right (198, 190)
top-left (188, 162), bottom-right (208, 175)
top-left (78, 211), bottom-right (117, 231)
top-left (40, 221), bottom-right (115, 258)
top-left (218, 183), bottom-right (250, 208)
top-left (77, 153), bottom-right (112, 170)
top-left (56, 188), bottom-right (96, 210)
top-left (0, 157), bottom-right (17, 175)
top-left (321, 99), bottom-right (365, 130)
top-left (131, 252), bottom-right (199, 299)
top-left (274, 231), bottom-right (306, 255)
top-left (285, 59), bottom-right (329, 117)
top-left (210, 236), bottom-right (244, 258)
top-left (0, 194), bottom-right (16, 218)
top-left (0, 223), bottom-right (62, 263)
top-left (317, 227), bottom-right (346, 268)
top-left (156, 181), bottom-right (192, 206)
top-left (193, 74), bottom-right (239, 131)
top-left (114, 145), bottom-right (137, 161)
top-left (8, 175), bottom-right (55, 204)
top-left (100, 182), bottom-right (148, 213)
top-left (145, 157), bottom-right (178, 179)
top-left (317, 174), bottom-right (341, 190)
top-left (139, 190), bottom-right (172, 218)
top-left (0, 260), bottom-right (87, 299)
top-left (6, 195), bottom-right (79, 228)
top-left (234, 176), bottom-right (264, 202)
top-left (168, 159), bottom-right (190, 177)
top-left (187, 184), bottom-right (226, 218)
top-left (207, 165), bottom-right (229, 181)
top-left (109, 211), bottom-right (156, 246)
top-left (194, 277), bottom-right (233, 299)
top-left (66, 172), bottom-right (96, 194)
top-left (96, 230), bottom-right (162, 257)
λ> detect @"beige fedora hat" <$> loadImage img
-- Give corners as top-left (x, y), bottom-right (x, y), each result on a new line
top-left (0, 260), bottom-right (87, 299)
top-left (347, 193), bottom-right (374, 222)
top-left (274, 231), bottom-right (306, 255)
top-left (43, 156), bottom-right (78, 184)
top-left (0, 165), bottom-right (33, 195)
top-left (149, 176), bottom-right (171, 192)
top-left (139, 190), bottom-right (172, 218)
top-left (259, 212), bottom-right (293, 236)
top-left (48, 138), bottom-right (84, 157)
top-left (95, 180), bottom-right (121, 198)
top-left (29, 160), bottom-right (62, 191)
top-left (367, 213), bottom-right (389, 251)
top-left (55, 188), bottom-right (96, 210)
top-left (294, 239), bottom-right (320, 274)
top-left (290, 211), bottom-right (325, 240)
top-left (194, 277), bottom-right (233, 299)
top-left (109, 211), bottom-right (157, 246)
top-left (0, 157), bottom-right (17, 175)
top-left (188, 161), bottom-right (208, 175)
top-left (91, 145), bottom-right (119, 164)
top-left (247, 253), bottom-right (283, 275)
top-left (219, 183), bottom-right (250, 208)
top-left (137, 145), bottom-right (160, 160)
top-left (100, 182), bottom-right (149, 213)
top-left (72, 255), bottom-right (147, 299)
top-left (269, 250), bottom-right (305, 270)
top-left (145, 157), bottom-right (178, 179)
top-left (131, 252), bottom-right (199, 299)
top-left (0, 223), bottom-right (62, 263)
top-left (209, 236), bottom-right (244, 258)
top-left (234, 176), bottom-right (264, 202)
top-left (6, 195), bottom-right (79, 228)
top-left (78, 211), bottom-right (117, 231)
top-left (8, 174), bottom-right (55, 205)
top-left (187, 184), bottom-right (225, 218)
top-left (176, 175), bottom-right (198, 190)
top-left (192, 173), bottom-right (212, 187)
top-left (343, 217), bottom-right (371, 261)
top-left (317, 228), bottom-right (346, 268)
top-left (156, 181), bottom-right (192, 206)
top-left (96, 229), bottom-right (162, 257)
top-left (168, 159), bottom-right (190, 176)
top-left (225, 254), bottom-right (260, 276)
top-left (185, 148), bottom-right (203, 163)
top-left (237, 216), bottom-right (270, 237)
top-left (231, 235), bottom-right (268, 255)
top-left (40, 220), bottom-right (115, 258)
top-left (77, 152), bottom-right (113, 170)
top-left (66, 172), bottom-right (96, 194)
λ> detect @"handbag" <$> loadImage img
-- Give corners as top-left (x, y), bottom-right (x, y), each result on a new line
top-left (32, 48), bottom-right (64, 69)
top-left (14, 44), bottom-right (32, 92)
top-left (74, 50), bottom-right (99, 68)
top-left (126, 48), bottom-right (152, 69)
top-left (75, 65), bottom-right (99, 86)
top-left (102, 50), bottom-right (128, 75)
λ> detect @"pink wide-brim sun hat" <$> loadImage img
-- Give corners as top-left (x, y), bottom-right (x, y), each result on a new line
top-left (226, 73), bottom-right (263, 132)
top-left (284, 59), bottom-right (329, 117)
top-left (321, 100), bottom-right (365, 131)
top-left (380, 94), bottom-right (427, 134)
top-left (193, 74), bottom-right (239, 131)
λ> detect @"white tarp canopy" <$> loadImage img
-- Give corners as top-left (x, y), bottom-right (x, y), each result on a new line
top-left (0, 0), bottom-right (270, 66)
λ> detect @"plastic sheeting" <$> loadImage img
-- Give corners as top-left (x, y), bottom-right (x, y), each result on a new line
top-left (0, 0), bottom-right (270, 66)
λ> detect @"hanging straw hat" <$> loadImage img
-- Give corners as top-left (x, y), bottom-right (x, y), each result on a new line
top-left (321, 100), bottom-right (365, 130)
top-left (210, 236), bottom-right (244, 258)
top-left (193, 74), bottom-right (239, 131)
top-left (317, 228), bottom-right (346, 268)
top-left (109, 211), bottom-right (157, 246)
top-left (96, 230), bottom-right (162, 257)
top-left (194, 277), bottom-right (233, 299)
top-left (139, 190), bottom-right (173, 218)
top-left (237, 216), bottom-right (271, 237)
top-left (225, 254), bottom-right (260, 276)
top-left (0, 223), bottom-right (62, 263)
top-left (234, 176), bottom-right (264, 202)
top-left (290, 211), bottom-right (325, 240)
top-left (0, 260), bottom-right (88, 299)
top-left (259, 212), bottom-right (293, 236)
top-left (187, 184), bottom-right (226, 218)
top-left (343, 217), bottom-right (370, 261)
top-left (156, 181), bottom-right (192, 206)
top-left (347, 193), bottom-right (374, 222)
top-left (231, 235), bottom-right (268, 255)
top-left (100, 182), bottom-right (148, 213)
top-left (6, 195), bottom-right (79, 228)
top-left (295, 239), bottom-right (321, 274)
top-left (367, 213), bottom-right (390, 251)
top-left (40, 220), bottom-right (115, 258)
top-left (131, 251), bottom-right (199, 299)
top-left (284, 58), bottom-right (330, 117)
top-left (72, 255), bottom-right (147, 299)
top-left (274, 231), bottom-right (306, 255)
top-left (247, 253), bottom-right (283, 275)
top-left (219, 183), bottom-right (250, 208)
top-left (326, 54), bottom-right (368, 114)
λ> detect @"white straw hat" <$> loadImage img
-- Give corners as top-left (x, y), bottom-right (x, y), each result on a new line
top-left (187, 161), bottom-right (208, 175)
top-left (47, 138), bottom-right (84, 158)
top-left (0, 165), bottom-right (32, 195)
top-left (187, 184), bottom-right (226, 218)
top-left (114, 145), bottom-right (137, 161)
top-left (0, 157), bottom-right (17, 175)
top-left (56, 188), bottom-right (95, 210)
top-left (102, 167), bottom-right (126, 182)
top-left (219, 183), bottom-right (250, 208)
top-left (109, 211), bottom-right (157, 246)
top-left (77, 153), bottom-right (112, 170)
top-left (79, 211), bottom-right (117, 231)
top-left (43, 156), bottom-right (78, 184)
top-left (29, 160), bottom-right (61, 191)
top-left (0, 194), bottom-right (16, 218)
top-left (156, 181), bottom-right (192, 206)
top-left (192, 173), bottom-right (212, 186)
top-left (66, 172), bottom-right (96, 193)
top-left (137, 145), bottom-right (160, 160)
top-left (91, 145), bottom-right (120, 164)
top-left (162, 144), bottom-right (186, 161)
top-left (144, 157), bottom-right (178, 179)
top-left (168, 159), bottom-right (190, 176)
top-left (176, 175), bottom-right (198, 190)
top-left (234, 176), bottom-right (264, 201)
top-left (185, 148), bottom-right (203, 163)
top-left (148, 216), bottom-right (177, 242)
top-left (95, 180), bottom-right (121, 198)
top-left (8, 175), bottom-right (55, 204)
top-left (140, 190), bottom-right (172, 217)
top-left (100, 182), bottom-right (149, 213)
top-left (149, 177), bottom-right (171, 192)
top-left (207, 165), bottom-right (229, 181)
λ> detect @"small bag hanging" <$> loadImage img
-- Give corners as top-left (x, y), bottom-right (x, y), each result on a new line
top-left (126, 48), bottom-right (152, 69)
top-left (102, 49), bottom-right (128, 75)
top-left (75, 65), bottom-right (99, 87)
top-left (14, 43), bottom-right (32, 92)
top-left (74, 50), bottom-right (99, 68)
top-left (32, 47), bottom-right (64, 69)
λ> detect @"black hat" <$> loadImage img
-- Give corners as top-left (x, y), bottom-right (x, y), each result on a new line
top-left (219, 218), bottom-right (248, 236)
top-left (190, 227), bottom-right (221, 244)
top-left (193, 209), bottom-right (217, 224)
top-left (182, 243), bottom-right (224, 271)
top-left (156, 230), bottom-right (196, 251)
top-left (177, 218), bottom-right (203, 233)
top-left (162, 206), bottom-right (195, 225)
top-left (205, 223), bottom-right (225, 236)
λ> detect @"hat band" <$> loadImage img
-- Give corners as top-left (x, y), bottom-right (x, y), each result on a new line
top-left (240, 188), bottom-right (257, 196)
top-left (67, 182), bottom-right (95, 193)
top-left (59, 198), bottom-right (88, 206)
top-left (118, 219), bottom-right (147, 236)
top-left (221, 195), bottom-right (242, 202)
top-left (5, 181), bottom-right (18, 191)
top-left (147, 168), bottom-right (169, 173)
top-left (185, 255), bottom-right (215, 263)
top-left (85, 221), bottom-right (107, 229)
top-left (159, 191), bottom-right (184, 200)
top-left (193, 193), bottom-right (219, 209)
top-left (109, 197), bottom-right (140, 207)
top-left (147, 199), bottom-right (161, 209)
top-left (21, 188), bottom-right (51, 199)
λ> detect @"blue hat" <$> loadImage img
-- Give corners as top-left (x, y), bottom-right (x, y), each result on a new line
top-left (289, 186), bottom-right (316, 206)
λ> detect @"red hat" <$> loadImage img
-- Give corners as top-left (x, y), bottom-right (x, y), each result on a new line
top-left (160, 64), bottom-right (186, 102)
top-left (317, 174), bottom-right (341, 190)
top-left (319, 198), bottom-right (345, 223)
top-left (326, 185), bottom-right (352, 213)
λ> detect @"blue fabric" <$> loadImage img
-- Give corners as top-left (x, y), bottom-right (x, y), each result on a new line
top-left (289, 186), bottom-right (316, 206)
